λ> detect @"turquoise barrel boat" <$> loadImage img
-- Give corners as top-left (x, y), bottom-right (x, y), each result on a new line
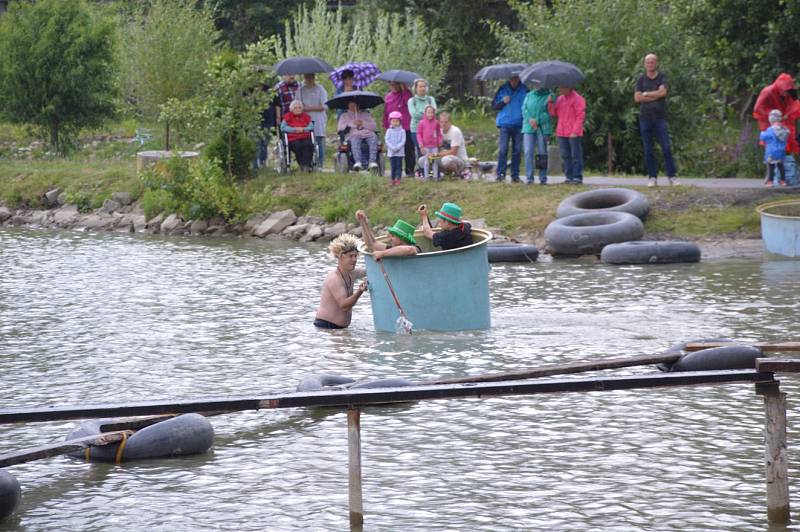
top-left (360, 228), bottom-right (492, 332)
top-left (757, 200), bottom-right (800, 258)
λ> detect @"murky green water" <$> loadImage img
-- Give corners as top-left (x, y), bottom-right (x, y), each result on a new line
top-left (1, 227), bottom-right (799, 531)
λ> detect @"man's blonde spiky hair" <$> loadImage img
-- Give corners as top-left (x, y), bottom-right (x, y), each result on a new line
top-left (329, 233), bottom-right (362, 258)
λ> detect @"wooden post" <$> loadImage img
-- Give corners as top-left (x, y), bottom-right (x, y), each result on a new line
top-left (347, 407), bottom-right (364, 530)
top-left (756, 381), bottom-right (790, 524)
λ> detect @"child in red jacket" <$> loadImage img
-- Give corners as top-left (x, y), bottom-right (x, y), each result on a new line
top-left (416, 105), bottom-right (442, 180)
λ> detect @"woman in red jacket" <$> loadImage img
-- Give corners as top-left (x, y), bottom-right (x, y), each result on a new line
top-left (280, 100), bottom-right (315, 171)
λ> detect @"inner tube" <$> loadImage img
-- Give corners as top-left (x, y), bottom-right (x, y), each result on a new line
top-left (487, 243), bottom-right (539, 263)
top-left (348, 377), bottom-right (414, 389)
top-left (556, 188), bottom-right (650, 220)
top-left (544, 212), bottom-right (644, 256)
top-left (66, 413), bottom-right (214, 463)
top-left (0, 470), bottom-right (20, 520)
top-left (656, 338), bottom-right (733, 372)
top-left (296, 374), bottom-right (356, 392)
top-left (601, 241), bottom-right (701, 265)
top-left (668, 345), bottom-right (762, 372)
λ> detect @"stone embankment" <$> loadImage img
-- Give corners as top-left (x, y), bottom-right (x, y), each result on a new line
top-left (0, 188), bottom-right (504, 243)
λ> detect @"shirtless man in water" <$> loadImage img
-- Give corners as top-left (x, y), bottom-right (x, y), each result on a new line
top-left (314, 233), bottom-right (369, 329)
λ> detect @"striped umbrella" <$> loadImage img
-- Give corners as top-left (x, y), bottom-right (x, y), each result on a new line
top-left (329, 62), bottom-right (382, 90)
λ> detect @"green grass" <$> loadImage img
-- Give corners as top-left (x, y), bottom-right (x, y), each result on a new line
top-left (0, 159), bottom-right (140, 209)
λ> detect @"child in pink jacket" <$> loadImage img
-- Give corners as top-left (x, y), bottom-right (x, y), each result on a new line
top-left (416, 105), bottom-right (442, 180)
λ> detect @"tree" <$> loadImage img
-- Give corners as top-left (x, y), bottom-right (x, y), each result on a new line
top-left (121, 0), bottom-right (220, 148)
top-left (159, 38), bottom-right (278, 177)
top-left (202, 0), bottom-right (311, 50)
top-left (670, 0), bottom-right (800, 108)
top-left (492, 0), bottom-right (703, 174)
top-left (0, 0), bottom-right (118, 153)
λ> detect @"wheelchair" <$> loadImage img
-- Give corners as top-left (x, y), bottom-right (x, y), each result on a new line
top-left (275, 126), bottom-right (320, 174)
top-left (333, 131), bottom-right (385, 176)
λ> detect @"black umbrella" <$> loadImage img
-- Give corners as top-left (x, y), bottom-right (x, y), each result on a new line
top-left (375, 69), bottom-right (422, 85)
top-left (473, 63), bottom-right (528, 81)
top-left (519, 60), bottom-right (585, 88)
top-left (325, 90), bottom-right (384, 110)
top-left (273, 56), bottom-right (334, 75)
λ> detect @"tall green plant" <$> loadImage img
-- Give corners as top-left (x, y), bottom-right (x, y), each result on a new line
top-left (0, 0), bottom-right (118, 153)
top-left (275, 0), bottom-right (448, 93)
top-left (492, 0), bottom-right (702, 174)
top-left (121, 0), bottom-right (220, 148)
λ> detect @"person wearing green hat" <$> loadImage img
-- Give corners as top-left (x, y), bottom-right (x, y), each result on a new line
top-left (418, 201), bottom-right (473, 250)
top-left (356, 210), bottom-right (421, 260)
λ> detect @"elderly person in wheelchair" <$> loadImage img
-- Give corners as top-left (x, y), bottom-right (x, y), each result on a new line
top-left (280, 100), bottom-right (316, 172)
top-left (337, 100), bottom-right (379, 171)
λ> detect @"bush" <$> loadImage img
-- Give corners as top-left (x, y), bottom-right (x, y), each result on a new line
top-left (140, 188), bottom-right (176, 220)
top-left (140, 156), bottom-right (243, 221)
top-left (205, 132), bottom-right (257, 179)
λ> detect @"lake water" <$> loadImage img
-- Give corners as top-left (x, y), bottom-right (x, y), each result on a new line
top-left (1, 227), bottom-right (799, 531)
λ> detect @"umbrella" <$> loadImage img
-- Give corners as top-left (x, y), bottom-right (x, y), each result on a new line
top-left (375, 69), bottom-right (422, 85)
top-left (325, 90), bottom-right (384, 111)
top-left (273, 56), bottom-right (334, 75)
top-left (329, 62), bottom-right (382, 90)
top-left (519, 60), bottom-right (585, 88)
top-left (473, 63), bottom-right (528, 81)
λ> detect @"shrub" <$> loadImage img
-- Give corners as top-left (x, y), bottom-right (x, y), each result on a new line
top-left (139, 188), bottom-right (176, 220)
top-left (140, 156), bottom-right (243, 221)
top-left (205, 132), bottom-right (257, 179)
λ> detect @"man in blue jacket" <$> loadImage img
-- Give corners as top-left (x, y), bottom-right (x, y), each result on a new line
top-left (492, 75), bottom-right (528, 182)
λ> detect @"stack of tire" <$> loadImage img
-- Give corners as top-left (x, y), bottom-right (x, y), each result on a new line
top-left (544, 187), bottom-right (701, 264)
top-left (544, 188), bottom-right (649, 257)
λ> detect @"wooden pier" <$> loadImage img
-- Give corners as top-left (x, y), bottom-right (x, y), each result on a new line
top-left (1, 348), bottom-right (799, 527)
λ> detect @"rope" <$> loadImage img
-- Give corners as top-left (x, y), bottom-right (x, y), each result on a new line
top-left (114, 431), bottom-right (129, 464)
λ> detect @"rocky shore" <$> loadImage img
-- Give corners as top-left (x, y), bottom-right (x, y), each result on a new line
top-left (0, 187), bottom-right (508, 244)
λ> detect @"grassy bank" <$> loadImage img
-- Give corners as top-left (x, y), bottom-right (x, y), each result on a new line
top-left (0, 155), bottom-right (767, 240)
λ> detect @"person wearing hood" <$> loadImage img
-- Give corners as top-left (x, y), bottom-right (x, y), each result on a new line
top-left (753, 73), bottom-right (800, 158)
top-left (522, 84), bottom-right (555, 185)
top-left (492, 75), bottom-right (528, 182)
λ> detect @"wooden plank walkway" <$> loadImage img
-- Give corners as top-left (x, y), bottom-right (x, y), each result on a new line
top-left (0, 369), bottom-right (774, 424)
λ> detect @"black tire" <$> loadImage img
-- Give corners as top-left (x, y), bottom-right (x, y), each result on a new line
top-left (335, 152), bottom-right (349, 174)
top-left (0, 470), bottom-right (20, 519)
top-left (669, 345), bottom-right (762, 372)
top-left (487, 243), bottom-right (539, 263)
top-left (601, 241), bottom-right (701, 265)
top-left (66, 414), bottom-right (214, 462)
top-left (296, 374), bottom-right (356, 392)
top-left (656, 337), bottom-right (733, 372)
top-left (556, 188), bottom-right (651, 220)
top-left (544, 211), bottom-right (644, 257)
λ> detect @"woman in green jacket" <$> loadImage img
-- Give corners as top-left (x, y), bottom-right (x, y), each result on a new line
top-left (522, 85), bottom-right (554, 184)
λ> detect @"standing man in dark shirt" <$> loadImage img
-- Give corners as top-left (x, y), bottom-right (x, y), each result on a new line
top-left (418, 202), bottom-right (473, 250)
top-left (634, 54), bottom-right (678, 187)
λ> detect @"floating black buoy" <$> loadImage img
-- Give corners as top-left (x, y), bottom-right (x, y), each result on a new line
top-left (0, 470), bottom-right (21, 519)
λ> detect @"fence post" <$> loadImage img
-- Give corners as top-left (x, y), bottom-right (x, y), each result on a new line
top-left (347, 407), bottom-right (364, 529)
top-left (756, 381), bottom-right (790, 524)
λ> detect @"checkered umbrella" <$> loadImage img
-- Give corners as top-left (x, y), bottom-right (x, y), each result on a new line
top-left (329, 62), bottom-right (382, 90)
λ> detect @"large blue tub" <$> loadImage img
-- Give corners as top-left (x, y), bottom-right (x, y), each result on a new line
top-left (361, 228), bottom-right (492, 332)
top-left (757, 200), bottom-right (800, 258)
